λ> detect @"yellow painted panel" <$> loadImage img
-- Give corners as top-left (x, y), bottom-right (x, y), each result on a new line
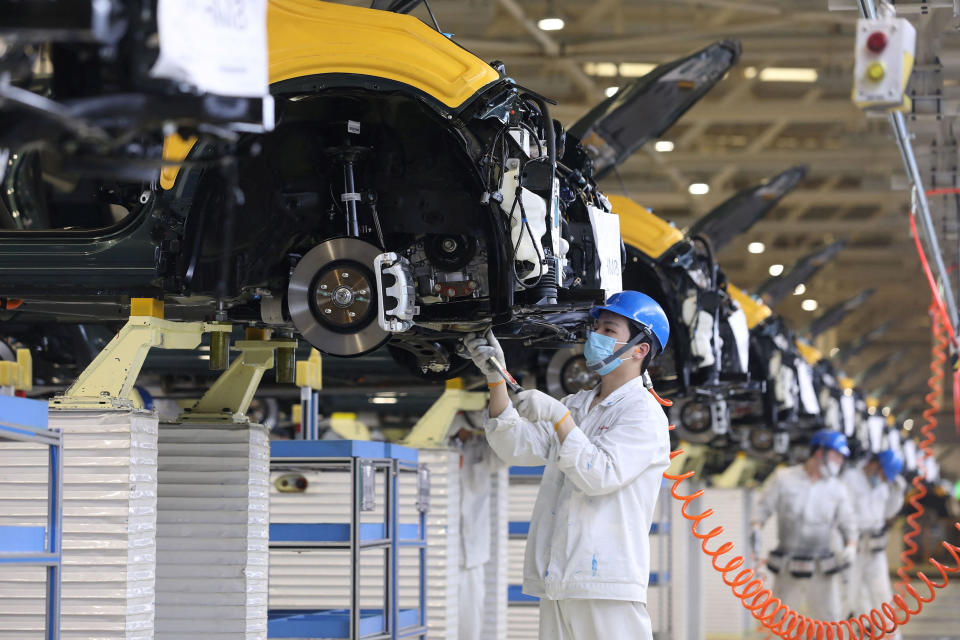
top-left (268, 0), bottom-right (499, 109)
top-left (607, 194), bottom-right (683, 260)
top-left (795, 340), bottom-right (822, 365)
top-left (839, 376), bottom-right (855, 391)
top-left (160, 133), bottom-right (198, 190)
top-left (727, 284), bottom-right (772, 329)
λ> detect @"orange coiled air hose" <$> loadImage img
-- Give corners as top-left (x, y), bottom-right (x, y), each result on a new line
top-left (664, 427), bottom-right (960, 639)
top-left (896, 305), bottom-right (946, 587)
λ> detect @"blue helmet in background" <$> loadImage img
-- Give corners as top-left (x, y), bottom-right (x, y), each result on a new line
top-left (590, 290), bottom-right (670, 355)
top-left (877, 449), bottom-right (904, 482)
top-left (810, 429), bottom-right (851, 457)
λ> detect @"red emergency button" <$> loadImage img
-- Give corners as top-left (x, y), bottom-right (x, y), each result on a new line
top-left (866, 31), bottom-right (888, 53)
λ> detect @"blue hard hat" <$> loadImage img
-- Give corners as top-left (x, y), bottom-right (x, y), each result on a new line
top-left (810, 429), bottom-right (851, 457)
top-left (877, 449), bottom-right (904, 482)
top-left (590, 290), bottom-right (670, 355)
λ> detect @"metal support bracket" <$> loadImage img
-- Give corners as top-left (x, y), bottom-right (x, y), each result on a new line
top-left (181, 338), bottom-right (298, 423)
top-left (402, 378), bottom-right (487, 448)
top-left (52, 302), bottom-right (232, 410)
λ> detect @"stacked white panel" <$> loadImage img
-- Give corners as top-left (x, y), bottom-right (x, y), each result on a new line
top-left (507, 478), bottom-right (540, 640)
top-left (699, 487), bottom-right (753, 637)
top-left (0, 409), bottom-right (158, 639)
top-left (155, 422), bottom-right (269, 640)
top-left (409, 448), bottom-right (459, 639)
top-left (482, 466), bottom-right (509, 639)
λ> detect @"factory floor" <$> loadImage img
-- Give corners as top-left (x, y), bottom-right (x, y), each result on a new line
top-left (902, 581), bottom-right (960, 639)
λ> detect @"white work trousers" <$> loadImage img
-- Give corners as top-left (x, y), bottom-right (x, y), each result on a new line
top-left (774, 570), bottom-right (842, 622)
top-left (457, 564), bottom-right (485, 640)
top-left (847, 551), bottom-right (901, 640)
top-left (538, 599), bottom-right (652, 640)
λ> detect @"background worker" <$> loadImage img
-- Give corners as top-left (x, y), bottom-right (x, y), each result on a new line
top-left (752, 429), bottom-right (858, 622)
top-left (452, 411), bottom-right (504, 640)
top-left (841, 448), bottom-right (906, 632)
top-left (464, 291), bottom-right (672, 640)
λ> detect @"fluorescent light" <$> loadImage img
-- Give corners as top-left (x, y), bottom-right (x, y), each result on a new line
top-left (744, 66), bottom-right (758, 79)
top-left (654, 140), bottom-right (674, 153)
top-left (583, 62), bottom-right (618, 77)
top-left (801, 299), bottom-right (818, 312)
top-left (605, 86), bottom-right (619, 97)
top-left (370, 397), bottom-right (398, 405)
top-left (537, 17), bottom-right (565, 31)
top-left (759, 67), bottom-right (818, 83)
top-left (794, 283), bottom-right (806, 296)
top-left (768, 264), bottom-right (784, 276)
top-left (748, 242), bottom-right (765, 254)
top-left (688, 183), bottom-right (709, 195)
top-left (904, 419), bottom-right (914, 430)
top-left (619, 62), bottom-right (656, 77)
top-left (829, 347), bottom-right (839, 357)
top-left (881, 406), bottom-right (891, 417)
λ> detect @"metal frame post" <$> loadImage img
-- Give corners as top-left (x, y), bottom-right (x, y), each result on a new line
top-left (45, 430), bottom-right (62, 640)
top-left (351, 457), bottom-right (361, 640)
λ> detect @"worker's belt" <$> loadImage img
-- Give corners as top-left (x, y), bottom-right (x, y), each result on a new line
top-left (768, 550), bottom-right (847, 577)
top-left (866, 529), bottom-right (888, 554)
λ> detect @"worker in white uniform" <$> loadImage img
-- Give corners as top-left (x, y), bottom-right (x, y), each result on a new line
top-left (464, 291), bottom-right (672, 640)
top-left (452, 411), bottom-right (503, 640)
top-left (752, 429), bottom-right (858, 622)
top-left (841, 448), bottom-right (905, 631)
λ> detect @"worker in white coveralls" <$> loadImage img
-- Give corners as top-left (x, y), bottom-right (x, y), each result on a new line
top-left (464, 291), bottom-right (672, 640)
top-left (841, 448), bottom-right (905, 634)
top-left (451, 411), bottom-right (504, 640)
top-left (752, 429), bottom-right (858, 622)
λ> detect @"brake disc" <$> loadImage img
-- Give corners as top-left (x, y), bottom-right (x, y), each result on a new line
top-left (287, 237), bottom-right (389, 357)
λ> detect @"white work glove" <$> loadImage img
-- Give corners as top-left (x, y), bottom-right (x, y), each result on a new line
top-left (463, 330), bottom-right (505, 383)
top-left (839, 544), bottom-right (856, 567)
top-left (514, 389), bottom-right (570, 426)
top-left (893, 475), bottom-right (908, 493)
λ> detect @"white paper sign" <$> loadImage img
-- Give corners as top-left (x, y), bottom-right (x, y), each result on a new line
top-left (588, 205), bottom-right (623, 297)
top-left (151, 0), bottom-right (269, 98)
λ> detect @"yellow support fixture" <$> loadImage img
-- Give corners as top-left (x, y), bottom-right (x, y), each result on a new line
top-left (330, 412), bottom-right (371, 440)
top-left (268, 0), bottom-right (499, 109)
top-left (665, 441), bottom-right (709, 479)
top-left (839, 376), bottom-right (856, 392)
top-left (713, 451), bottom-right (759, 489)
top-left (52, 311), bottom-right (232, 410)
top-left (607, 194), bottom-right (683, 260)
top-left (182, 337), bottom-right (297, 423)
top-left (0, 348), bottom-right (32, 391)
top-left (727, 284), bottom-right (772, 329)
top-left (403, 378), bottom-right (487, 448)
top-left (795, 340), bottom-right (823, 365)
top-left (296, 349), bottom-right (323, 390)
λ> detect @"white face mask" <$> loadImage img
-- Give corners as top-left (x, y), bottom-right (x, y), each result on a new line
top-left (821, 459), bottom-right (842, 478)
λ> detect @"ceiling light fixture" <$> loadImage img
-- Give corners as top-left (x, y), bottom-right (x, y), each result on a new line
top-left (370, 397), bottom-right (398, 405)
top-left (748, 242), bottom-right (765, 254)
top-left (654, 140), bottom-right (675, 153)
top-left (583, 62), bottom-right (618, 77)
top-left (829, 347), bottom-right (839, 357)
top-left (605, 86), bottom-right (619, 97)
top-left (744, 66), bottom-right (758, 79)
top-left (619, 62), bottom-right (656, 77)
top-left (688, 183), bottom-right (709, 195)
top-left (794, 283), bottom-right (806, 296)
top-left (801, 298), bottom-right (818, 311)
top-left (768, 264), bottom-right (784, 276)
top-left (759, 67), bottom-right (818, 83)
top-left (537, 17), bottom-right (565, 31)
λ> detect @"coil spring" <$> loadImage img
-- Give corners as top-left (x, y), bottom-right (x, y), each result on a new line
top-left (664, 428), bottom-right (960, 639)
top-left (895, 305), bottom-right (946, 588)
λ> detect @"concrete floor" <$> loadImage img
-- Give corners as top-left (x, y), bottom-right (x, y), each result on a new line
top-left (902, 582), bottom-right (960, 640)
